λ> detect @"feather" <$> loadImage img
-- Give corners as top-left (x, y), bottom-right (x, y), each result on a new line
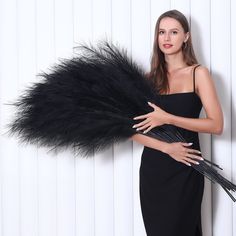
top-left (7, 40), bottom-right (236, 201)
top-left (8, 41), bottom-right (158, 156)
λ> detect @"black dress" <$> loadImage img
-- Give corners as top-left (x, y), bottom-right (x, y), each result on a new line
top-left (139, 65), bottom-right (204, 236)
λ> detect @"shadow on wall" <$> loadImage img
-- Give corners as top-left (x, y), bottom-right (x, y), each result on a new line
top-left (212, 71), bottom-right (232, 140)
top-left (191, 16), bottom-right (230, 141)
top-left (190, 17), bottom-right (205, 65)
top-left (191, 15), bottom-right (234, 235)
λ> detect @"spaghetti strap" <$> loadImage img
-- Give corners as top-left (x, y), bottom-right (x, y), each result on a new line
top-left (193, 64), bottom-right (201, 93)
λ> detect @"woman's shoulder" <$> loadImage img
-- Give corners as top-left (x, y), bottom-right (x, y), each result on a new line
top-left (193, 64), bottom-right (214, 94)
top-left (180, 64), bottom-right (209, 77)
top-left (193, 65), bottom-right (213, 88)
top-left (193, 64), bottom-right (210, 77)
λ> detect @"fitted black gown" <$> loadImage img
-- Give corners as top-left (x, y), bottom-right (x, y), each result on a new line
top-left (139, 65), bottom-right (205, 236)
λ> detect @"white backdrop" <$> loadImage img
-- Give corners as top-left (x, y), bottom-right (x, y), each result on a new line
top-left (0, 0), bottom-right (235, 235)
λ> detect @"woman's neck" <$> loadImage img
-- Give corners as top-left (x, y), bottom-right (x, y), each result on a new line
top-left (165, 51), bottom-right (187, 73)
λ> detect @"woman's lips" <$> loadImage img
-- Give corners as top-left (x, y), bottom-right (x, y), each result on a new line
top-left (163, 44), bottom-right (173, 49)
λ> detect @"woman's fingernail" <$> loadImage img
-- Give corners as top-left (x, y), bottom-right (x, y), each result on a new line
top-left (136, 128), bottom-right (140, 131)
top-left (132, 125), bottom-right (136, 128)
top-left (198, 151), bottom-right (201, 154)
top-left (195, 162), bottom-right (199, 165)
top-left (188, 142), bottom-right (193, 145)
top-left (200, 158), bottom-right (204, 160)
top-left (188, 163), bottom-right (191, 166)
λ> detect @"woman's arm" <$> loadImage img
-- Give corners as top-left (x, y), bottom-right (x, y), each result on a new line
top-left (131, 133), bottom-right (167, 152)
top-left (130, 133), bottom-right (203, 166)
top-left (167, 66), bottom-right (224, 134)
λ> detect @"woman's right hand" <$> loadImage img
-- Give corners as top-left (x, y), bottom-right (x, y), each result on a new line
top-left (162, 142), bottom-right (204, 166)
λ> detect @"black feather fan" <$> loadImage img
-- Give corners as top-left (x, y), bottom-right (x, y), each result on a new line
top-left (9, 41), bottom-right (158, 156)
top-left (7, 40), bottom-right (236, 201)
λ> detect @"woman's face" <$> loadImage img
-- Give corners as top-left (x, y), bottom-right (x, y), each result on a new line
top-left (158, 17), bottom-right (189, 55)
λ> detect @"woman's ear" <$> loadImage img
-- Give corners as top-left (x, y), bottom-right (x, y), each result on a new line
top-left (184, 32), bottom-right (190, 42)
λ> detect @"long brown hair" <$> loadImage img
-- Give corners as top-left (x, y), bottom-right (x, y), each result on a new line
top-left (148, 10), bottom-right (198, 94)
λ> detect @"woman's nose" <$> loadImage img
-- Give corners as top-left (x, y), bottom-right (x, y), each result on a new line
top-left (164, 33), bottom-right (170, 41)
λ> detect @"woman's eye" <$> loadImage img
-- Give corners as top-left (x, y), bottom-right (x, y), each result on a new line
top-left (172, 31), bottom-right (178, 35)
top-left (159, 31), bottom-right (165, 35)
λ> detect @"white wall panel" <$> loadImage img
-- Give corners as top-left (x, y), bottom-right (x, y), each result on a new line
top-left (54, 0), bottom-right (76, 236)
top-left (54, 1), bottom-right (76, 236)
top-left (0, 0), bottom-right (235, 236)
top-left (0, 1), bottom-right (20, 236)
top-left (36, 0), bottom-right (57, 236)
top-left (74, 0), bottom-right (93, 43)
top-left (131, 1), bottom-right (152, 235)
top-left (191, 1), bottom-right (212, 235)
top-left (73, 1), bottom-right (95, 235)
top-left (171, 0), bottom-right (190, 19)
top-left (111, 0), bottom-right (134, 235)
top-left (92, 1), bottom-right (114, 235)
top-left (231, 1), bottom-right (236, 236)
top-left (17, 0), bottom-right (38, 235)
top-left (211, 1), bottom-right (232, 236)
top-left (150, 0), bottom-right (170, 61)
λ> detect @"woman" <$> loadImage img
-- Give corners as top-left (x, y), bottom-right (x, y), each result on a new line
top-left (131, 10), bottom-right (223, 236)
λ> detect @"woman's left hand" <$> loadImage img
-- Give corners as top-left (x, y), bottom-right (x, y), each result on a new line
top-left (132, 101), bottom-right (170, 133)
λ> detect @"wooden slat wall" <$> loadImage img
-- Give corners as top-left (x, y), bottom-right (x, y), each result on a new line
top-left (231, 1), bottom-right (236, 235)
top-left (211, 1), bottom-right (234, 236)
top-left (0, 1), bottom-right (20, 236)
top-left (0, 0), bottom-right (235, 235)
top-left (191, 1), bottom-right (212, 235)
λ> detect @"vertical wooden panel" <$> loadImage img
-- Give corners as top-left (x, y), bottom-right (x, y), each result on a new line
top-left (54, 0), bottom-right (74, 57)
top-left (1, 1), bottom-right (236, 235)
top-left (191, 1), bottom-right (212, 235)
top-left (92, 1), bottom-right (114, 235)
top-left (131, 0), bottom-right (154, 235)
top-left (170, 0), bottom-right (190, 17)
top-left (36, 0), bottom-right (57, 235)
top-left (0, 166), bottom-right (2, 236)
top-left (17, 0), bottom-right (38, 235)
top-left (74, 0), bottom-right (93, 43)
top-left (111, 0), bottom-right (134, 235)
top-left (132, 0), bottom-right (152, 69)
top-left (113, 142), bottom-right (133, 236)
top-left (111, 0), bottom-right (131, 47)
top-left (0, 0), bottom-right (20, 236)
top-left (132, 142), bottom-right (145, 236)
top-left (0, 179), bottom-right (2, 236)
top-left (93, 0), bottom-right (112, 40)
top-left (73, 1), bottom-right (95, 235)
top-left (150, 0), bottom-right (170, 58)
top-left (94, 149), bottom-right (114, 236)
top-left (211, 1), bottom-right (232, 236)
top-left (231, 1), bottom-right (236, 236)
top-left (54, 1), bottom-right (76, 236)
top-left (56, 151), bottom-right (76, 236)
top-left (75, 155), bottom-right (95, 236)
